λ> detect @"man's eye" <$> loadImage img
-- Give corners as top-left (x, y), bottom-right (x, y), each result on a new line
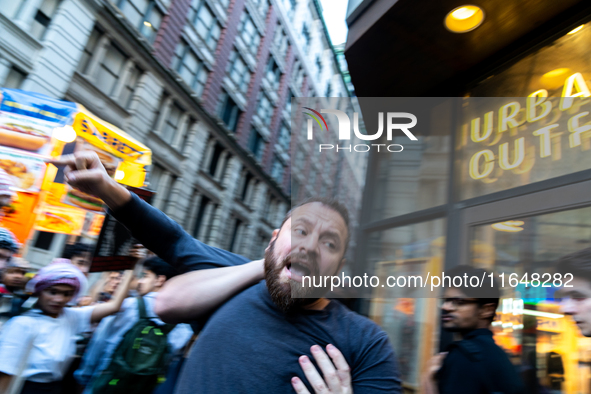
top-left (294, 229), bottom-right (307, 236)
top-left (324, 242), bottom-right (336, 249)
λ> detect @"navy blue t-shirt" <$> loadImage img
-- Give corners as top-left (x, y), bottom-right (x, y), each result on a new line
top-left (112, 194), bottom-right (401, 393)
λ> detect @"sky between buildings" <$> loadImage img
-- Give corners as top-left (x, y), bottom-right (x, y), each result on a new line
top-left (319, 0), bottom-right (349, 46)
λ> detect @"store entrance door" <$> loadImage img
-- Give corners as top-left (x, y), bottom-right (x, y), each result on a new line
top-left (458, 179), bottom-right (591, 394)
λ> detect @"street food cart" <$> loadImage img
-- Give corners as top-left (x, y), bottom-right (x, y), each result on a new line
top-left (0, 88), bottom-right (151, 263)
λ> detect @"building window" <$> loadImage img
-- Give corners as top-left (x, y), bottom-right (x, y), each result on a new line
top-left (273, 25), bottom-right (289, 58)
top-left (118, 0), bottom-right (163, 43)
top-left (227, 49), bottom-right (251, 94)
top-left (252, 0), bottom-right (269, 17)
top-left (284, 91), bottom-right (294, 114)
top-left (192, 195), bottom-right (210, 238)
top-left (256, 92), bottom-right (273, 126)
top-left (208, 142), bottom-right (224, 176)
top-left (248, 128), bottom-right (265, 161)
top-left (172, 41), bottom-right (208, 95)
top-left (86, 40), bottom-right (142, 107)
top-left (293, 64), bottom-right (304, 91)
top-left (228, 218), bottom-right (243, 253)
top-left (149, 163), bottom-right (165, 191)
top-left (278, 123), bottom-right (290, 151)
top-left (3, 66), bottom-right (27, 89)
top-left (239, 171), bottom-right (253, 201)
top-left (95, 43), bottom-right (127, 96)
top-left (78, 27), bottom-right (101, 74)
top-left (265, 56), bottom-right (281, 91)
top-left (189, 0), bottom-right (222, 51)
top-left (29, 0), bottom-right (61, 40)
top-left (219, 93), bottom-right (241, 132)
top-left (271, 156), bottom-right (285, 184)
top-left (316, 55), bottom-right (323, 76)
top-left (239, 12), bottom-right (261, 56)
top-left (302, 25), bottom-right (311, 54)
top-left (161, 102), bottom-right (183, 145)
top-left (120, 66), bottom-right (141, 108)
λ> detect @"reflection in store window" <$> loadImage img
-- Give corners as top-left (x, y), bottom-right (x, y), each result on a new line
top-left (365, 219), bottom-right (445, 389)
top-left (470, 205), bottom-right (591, 394)
top-left (370, 135), bottom-right (450, 222)
top-left (459, 25), bottom-right (591, 200)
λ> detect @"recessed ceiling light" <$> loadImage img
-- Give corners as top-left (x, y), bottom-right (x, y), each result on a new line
top-left (540, 68), bottom-right (572, 90)
top-left (568, 24), bottom-right (585, 35)
top-left (445, 5), bottom-right (485, 33)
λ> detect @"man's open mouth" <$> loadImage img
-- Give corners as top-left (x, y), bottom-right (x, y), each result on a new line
top-left (285, 261), bottom-right (314, 283)
top-left (288, 262), bottom-right (312, 277)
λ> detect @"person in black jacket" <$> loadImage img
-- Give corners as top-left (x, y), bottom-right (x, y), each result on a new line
top-left (422, 265), bottom-right (525, 394)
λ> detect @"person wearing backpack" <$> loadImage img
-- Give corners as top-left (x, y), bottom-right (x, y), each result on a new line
top-left (75, 256), bottom-right (192, 394)
top-left (422, 265), bottom-right (526, 394)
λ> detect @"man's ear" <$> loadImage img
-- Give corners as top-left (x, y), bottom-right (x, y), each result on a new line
top-left (479, 303), bottom-right (496, 321)
top-left (156, 275), bottom-right (167, 288)
top-left (265, 229), bottom-right (280, 253)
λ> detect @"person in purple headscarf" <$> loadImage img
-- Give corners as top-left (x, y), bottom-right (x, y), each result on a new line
top-left (0, 262), bottom-right (136, 394)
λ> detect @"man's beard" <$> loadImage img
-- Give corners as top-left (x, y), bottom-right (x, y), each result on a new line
top-left (264, 240), bottom-right (325, 313)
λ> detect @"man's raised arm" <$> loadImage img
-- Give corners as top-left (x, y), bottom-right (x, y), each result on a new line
top-left (53, 152), bottom-right (265, 322)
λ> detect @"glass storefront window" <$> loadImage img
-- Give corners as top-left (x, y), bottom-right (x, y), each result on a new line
top-left (458, 25), bottom-right (591, 200)
top-left (365, 98), bottom-right (453, 222)
top-left (364, 219), bottom-right (446, 390)
top-left (370, 135), bottom-right (450, 222)
top-left (470, 205), bottom-right (591, 393)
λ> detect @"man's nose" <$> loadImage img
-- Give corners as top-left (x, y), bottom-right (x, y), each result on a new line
top-left (55, 294), bottom-right (67, 303)
top-left (560, 298), bottom-right (576, 315)
top-left (297, 234), bottom-right (319, 255)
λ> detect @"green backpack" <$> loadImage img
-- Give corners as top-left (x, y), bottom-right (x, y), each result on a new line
top-left (90, 297), bottom-right (176, 394)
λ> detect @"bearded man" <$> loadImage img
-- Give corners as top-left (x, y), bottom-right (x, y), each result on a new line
top-left (54, 152), bottom-right (401, 394)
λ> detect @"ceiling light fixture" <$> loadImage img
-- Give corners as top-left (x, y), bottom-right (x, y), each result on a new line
top-left (444, 5), bottom-right (485, 33)
top-left (568, 25), bottom-right (585, 35)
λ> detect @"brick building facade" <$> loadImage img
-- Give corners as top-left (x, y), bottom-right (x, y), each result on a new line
top-left (0, 0), bottom-right (363, 265)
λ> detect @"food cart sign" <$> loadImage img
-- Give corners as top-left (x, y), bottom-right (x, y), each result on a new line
top-left (33, 204), bottom-right (86, 235)
top-left (0, 146), bottom-right (47, 193)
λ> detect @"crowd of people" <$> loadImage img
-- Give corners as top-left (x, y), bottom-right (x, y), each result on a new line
top-left (0, 151), bottom-right (591, 393)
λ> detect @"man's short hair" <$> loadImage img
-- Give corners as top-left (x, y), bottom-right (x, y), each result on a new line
top-left (62, 242), bottom-right (92, 260)
top-left (281, 197), bottom-right (351, 251)
top-left (445, 265), bottom-right (500, 318)
top-left (556, 247), bottom-right (591, 282)
top-left (143, 257), bottom-right (178, 280)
